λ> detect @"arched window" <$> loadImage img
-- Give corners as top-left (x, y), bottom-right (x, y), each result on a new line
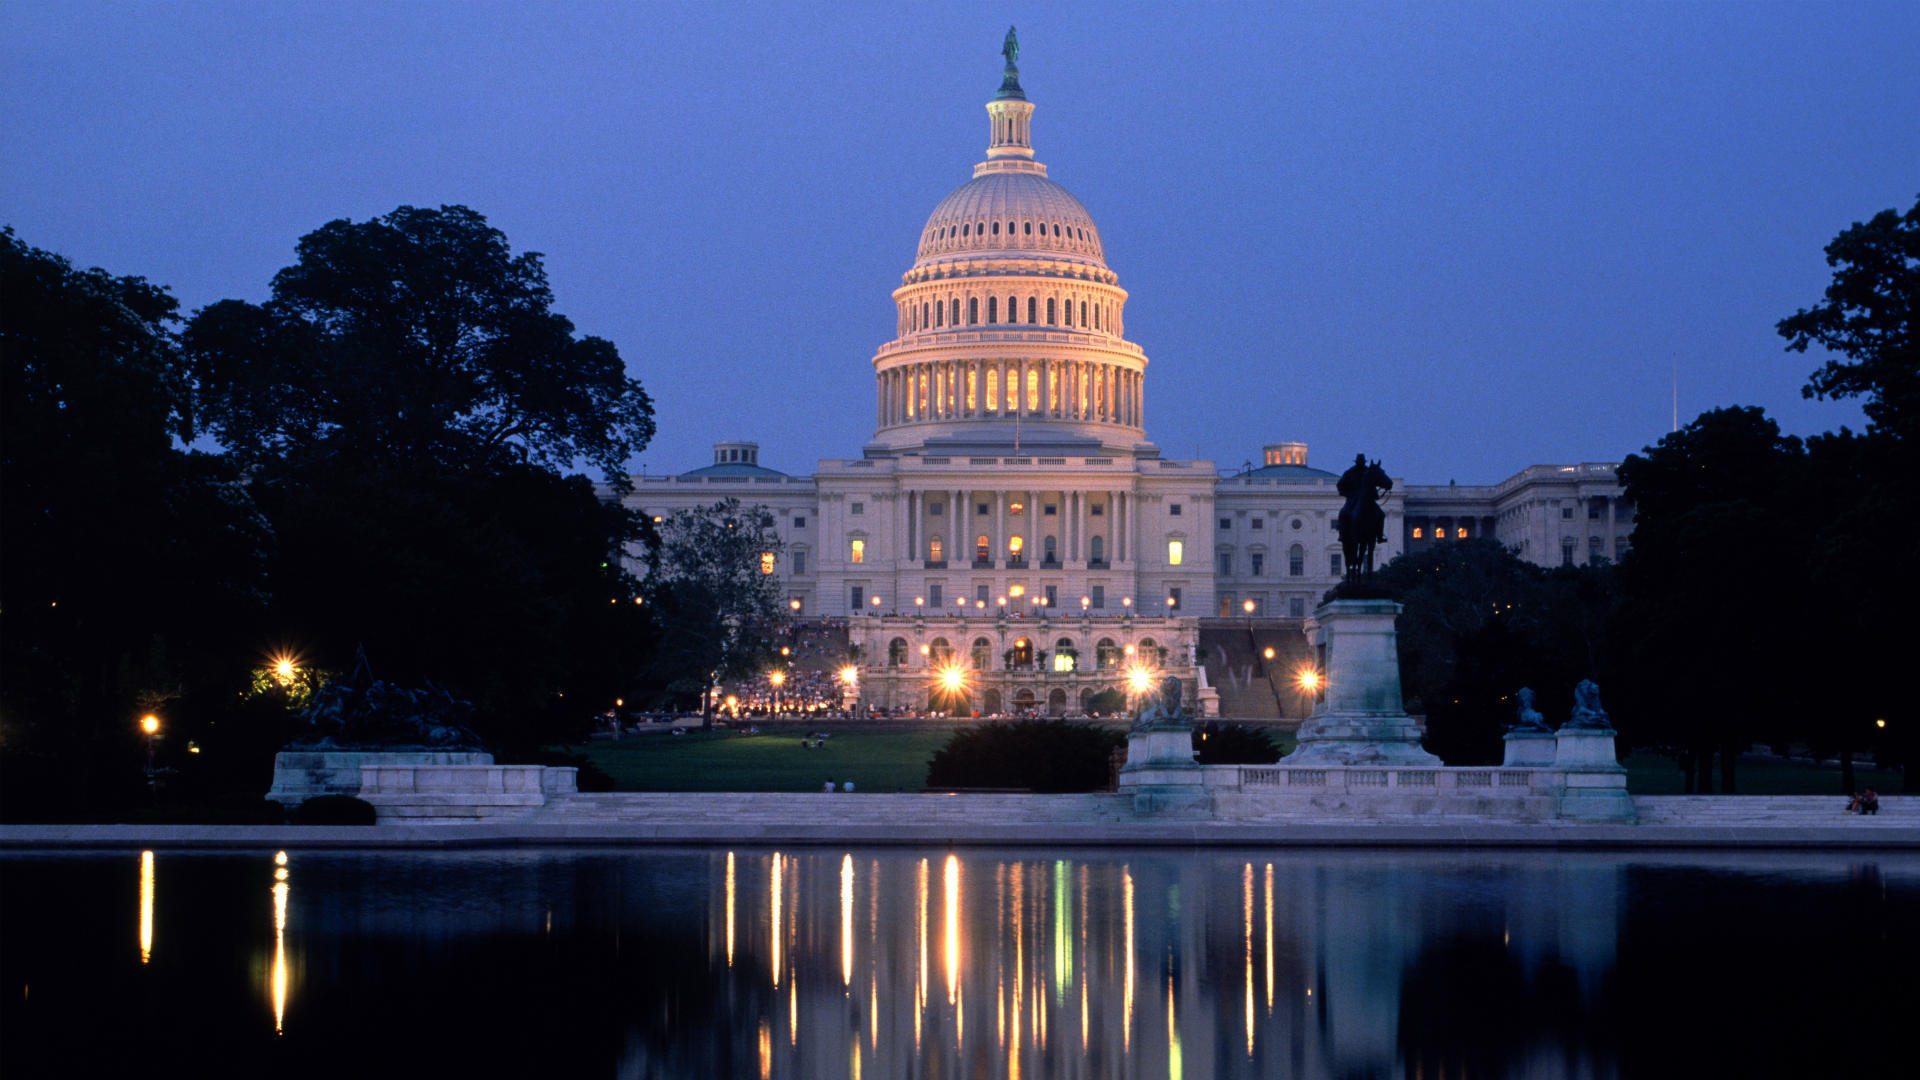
top-left (1047, 298), bottom-right (1056, 325)
top-left (1043, 535), bottom-right (1058, 565)
top-left (1024, 221), bottom-right (1032, 235)
top-left (1028, 297), bottom-right (1037, 323)
top-left (1089, 535), bottom-right (1105, 564)
top-left (1138, 638), bottom-right (1159, 666)
top-left (921, 302), bottom-right (928, 328)
top-left (1007, 221), bottom-right (1014, 236)
top-left (991, 221), bottom-right (1000, 235)
top-left (968, 297), bottom-right (978, 325)
top-left (1053, 637), bottom-right (1076, 672)
top-left (1288, 544), bottom-right (1305, 576)
top-left (1094, 304), bottom-right (1101, 330)
top-left (1007, 295), bottom-right (1017, 322)
top-left (928, 534), bottom-right (943, 562)
top-left (934, 301), bottom-right (943, 328)
top-left (1064, 298), bottom-right (1073, 327)
top-left (976, 535), bottom-right (990, 562)
top-left (987, 296), bottom-right (997, 323)
top-left (929, 637), bottom-right (953, 664)
top-left (888, 638), bottom-right (909, 667)
top-left (1053, 224), bottom-right (1061, 236)
top-left (986, 368), bottom-right (999, 410)
top-left (971, 637), bottom-right (993, 670)
top-left (976, 221), bottom-right (985, 236)
top-left (961, 223), bottom-right (969, 237)
top-left (1081, 301), bottom-right (1088, 325)
top-left (1096, 638), bottom-right (1119, 670)
top-left (950, 299), bottom-right (959, 325)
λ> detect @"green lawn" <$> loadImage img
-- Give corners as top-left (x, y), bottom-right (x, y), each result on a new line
top-left (1621, 753), bottom-right (1904, 795)
top-left (563, 728), bottom-right (1902, 796)
top-left (564, 728), bottom-right (957, 792)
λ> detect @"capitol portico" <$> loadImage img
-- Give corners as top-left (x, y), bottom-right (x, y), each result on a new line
top-left (620, 35), bottom-right (1632, 718)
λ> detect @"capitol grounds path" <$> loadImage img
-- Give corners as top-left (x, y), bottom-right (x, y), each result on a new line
top-left (4, 722), bottom-right (1915, 851)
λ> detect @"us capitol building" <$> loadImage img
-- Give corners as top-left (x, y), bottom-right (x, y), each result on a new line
top-left (620, 36), bottom-right (1633, 718)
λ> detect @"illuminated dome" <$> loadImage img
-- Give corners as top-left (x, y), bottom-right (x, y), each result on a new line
top-left (871, 31), bottom-right (1148, 456)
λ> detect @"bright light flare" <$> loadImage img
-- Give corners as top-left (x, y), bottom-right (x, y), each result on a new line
top-left (840, 665), bottom-right (860, 685)
top-left (140, 714), bottom-right (159, 735)
top-left (1126, 667), bottom-right (1155, 695)
top-left (1295, 667), bottom-right (1322, 693)
top-left (934, 662), bottom-right (969, 695)
top-left (768, 671), bottom-right (786, 688)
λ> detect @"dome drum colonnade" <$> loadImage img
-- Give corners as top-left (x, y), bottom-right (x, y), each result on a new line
top-left (870, 37), bottom-right (1146, 447)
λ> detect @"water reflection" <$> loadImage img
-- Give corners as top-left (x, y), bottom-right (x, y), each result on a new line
top-left (1, 847), bottom-right (1917, 1077)
top-left (137, 849), bottom-right (154, 965)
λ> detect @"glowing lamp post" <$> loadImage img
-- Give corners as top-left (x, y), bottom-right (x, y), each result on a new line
top-left (140, 713), bottom-right (160, 793)
top-left (1243, 599), bottom-right (1256, 615)
top-left (768, 670), bottom-right (787, 716)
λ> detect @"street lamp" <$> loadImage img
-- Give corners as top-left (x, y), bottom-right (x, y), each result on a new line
top-left (1243, 599), bottom-right (1256, 614)
top-left (768, 670), bottom-right (787, 716)
top-left (1296, 667), bottom-right (1322, 694)
top-left (1122, 596), bottom-right (1133, 608)
top-left (1263, 647), bottom-right (1275, 660)
top-left (139, 713), bottom-right (160, 793)
top-left (789, 599), bottom-right (802, 612)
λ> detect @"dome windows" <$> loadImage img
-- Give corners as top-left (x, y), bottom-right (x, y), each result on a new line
top-left (1024, 221), bottom-right (1032, 235)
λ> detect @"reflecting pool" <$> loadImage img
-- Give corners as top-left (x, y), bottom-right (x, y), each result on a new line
top-left (3, 847), bottom-right (1917, 1077)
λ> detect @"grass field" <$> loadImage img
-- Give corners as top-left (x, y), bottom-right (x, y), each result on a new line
top-left (566, 727), bottom-right (957, 793)
top-left (564, 727), bottom-right (1902, 796)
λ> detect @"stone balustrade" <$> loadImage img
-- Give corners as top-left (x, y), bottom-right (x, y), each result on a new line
top-left (357, 764), bottom-right (578, 823)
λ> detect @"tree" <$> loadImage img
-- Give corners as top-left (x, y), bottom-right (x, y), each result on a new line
top-left (1, 229), bottom-right (270, 815)
top-left (1777, 195), bottom-right (1919, 787)
top-left (185, 204), bottom-right (654, 483)
top-left (1777, 195), bottom-right (1920, 440)
top-left (1613, 407), bottom-right (1811, 793)
top-left (1375, 539), bottom-right (1583, 765)
top-left (641, 499), bottom-right (786, 728)
top-left (179, 206), bottom-right (656, 750)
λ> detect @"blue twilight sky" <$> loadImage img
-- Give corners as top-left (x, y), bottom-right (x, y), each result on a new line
top-left (4, 1), bottom-right (1915, 484)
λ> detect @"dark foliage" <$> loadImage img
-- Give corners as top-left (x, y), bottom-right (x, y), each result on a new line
top-left (1085, 688), bottom-right (1127, 716)
top-left (1192, 723), bottom-right (1280, 764)
top-left (1374, 540), bottom-right (1615, 766)
top-left (925, 720), bottom-right (1123, 792)
top-left (520, 748), bottom-right (617, 792)
top-left (290, 795), bottom-right (377, 825)
top-left (1, 228), bottom-right (272, 811)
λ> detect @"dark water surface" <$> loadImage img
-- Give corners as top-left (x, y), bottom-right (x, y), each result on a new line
top-left (2, 846), bottom-right (1915, 1078)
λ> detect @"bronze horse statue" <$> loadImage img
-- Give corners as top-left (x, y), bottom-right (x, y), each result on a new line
top-left (1336, 455), bottom-right (1392, 582)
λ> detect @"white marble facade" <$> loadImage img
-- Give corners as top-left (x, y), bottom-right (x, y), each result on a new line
top-left (615, 53), bottom-right (1630, 712)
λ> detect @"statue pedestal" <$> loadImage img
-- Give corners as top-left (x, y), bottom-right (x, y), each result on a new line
top-left (268, 749), bottom-right (493, 808)
top-left (1502, 729), bottom-right (1558, 767)
top-left (1286, 599), bottom-right (1441, 766)
top-left (1118, 724), bottom-right (1211, 817)
top-left (1552, 726), bottom-right (1634, 822)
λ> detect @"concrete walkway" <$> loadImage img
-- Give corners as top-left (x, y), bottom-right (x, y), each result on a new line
top-left (3, 794), bottom-right (1915, 850)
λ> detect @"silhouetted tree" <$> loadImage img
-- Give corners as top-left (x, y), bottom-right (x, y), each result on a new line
top-left (1, 229), bottom-right (270, 815)
top-left (640, 499), bottom-right (786, 728)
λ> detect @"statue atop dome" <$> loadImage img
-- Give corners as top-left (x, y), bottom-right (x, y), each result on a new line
top-left (997, 26), bottom-right (1025, 100)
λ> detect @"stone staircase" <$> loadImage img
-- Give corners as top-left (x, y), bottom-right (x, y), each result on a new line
top-left (1199, 624), bottom-right (1284, 719)
top-left (1633, 795), bottom-right (1915, 825)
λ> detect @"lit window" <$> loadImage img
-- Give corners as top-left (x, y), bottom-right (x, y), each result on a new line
top-left (1411, 527), bottom-right (1423, 539)
top-left (1434, 527), bottom-right (1446, 539)
top-left (1168, 540), bottom-right (1184, 566)
top-left (1009, 535), bottom-right (1025, 557)
top-left (850, 539), bottom-right (865, 564)
top-left (1009, 501), bottom-right (1025, 515)
top-left (1457, 525), bottom-right (1469, 539)
top-left (976, 535), bottom-right (990, 561)
top-left (760, 552), bottom-right (775, 575)
top-left (928, 536), bottom-right (943, 562)
top-left (1010, 585), bottom-right (1025, 597)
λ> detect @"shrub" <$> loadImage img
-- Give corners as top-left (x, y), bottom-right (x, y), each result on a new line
top-left (1085, 688), bottom-right (1127, 716)
top-left (523, 748), bottom-right (617, 792)
top-left (926, 719), bottom-right (1123, 792)
top-left (291, 795), bottom-right (378, 825)
top-left (1193, 722), bottom-right (1281, 765)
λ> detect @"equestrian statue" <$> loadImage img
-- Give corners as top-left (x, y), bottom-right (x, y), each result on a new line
top-left (1336, 454), bottom-right (1393, 583)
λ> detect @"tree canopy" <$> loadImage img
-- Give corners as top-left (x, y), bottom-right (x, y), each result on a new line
top-left (1777, 194), bottom-right (1920, 439)
top-left (640, 499), bottom-right (786, 721)
top-left (1, 228), bottom-right (271, 814)
top-left (185, 204), bottom-right (654, 484)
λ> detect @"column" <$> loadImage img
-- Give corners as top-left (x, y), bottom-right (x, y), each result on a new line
top-left (994, 492), bottom-right (1005, 568)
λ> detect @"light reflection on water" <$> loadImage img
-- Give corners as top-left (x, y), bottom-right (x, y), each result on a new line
top-left (3, 847), bottom-right (1918, 1078)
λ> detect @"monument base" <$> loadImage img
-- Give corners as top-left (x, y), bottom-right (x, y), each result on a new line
top-left (1552, 726), bottom-right (1634, 822)
top-left (1286, 598), bottom-right (1443, 766)
top-left (1502, 729), bottom-right (1558, 767)
top-left (1287, 716), bottom-right (1443, 766)
top-left (1118, 725), bottom-right (1213, 817)
top-left (267, 749), bottom-right (493, 808)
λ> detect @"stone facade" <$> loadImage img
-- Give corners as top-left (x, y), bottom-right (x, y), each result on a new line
top-left (612, 51), bottom-right (1632, 714)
